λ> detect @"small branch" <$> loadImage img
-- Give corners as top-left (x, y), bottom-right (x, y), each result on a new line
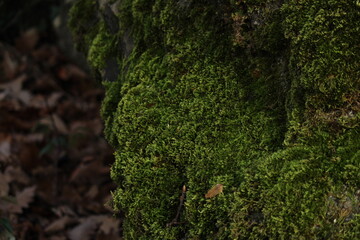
top-left (167, 185), bottom-right (186, 227)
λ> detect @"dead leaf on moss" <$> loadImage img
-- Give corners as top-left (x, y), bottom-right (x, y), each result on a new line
top-left (205, 184), bottom-right (223, 199)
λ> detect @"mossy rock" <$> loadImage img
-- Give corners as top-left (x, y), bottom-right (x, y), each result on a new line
top-left (69, 0), bottom-right (360, 239)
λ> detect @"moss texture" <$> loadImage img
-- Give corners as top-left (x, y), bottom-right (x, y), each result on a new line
top-left (69, 0), bottom-right (360, 239)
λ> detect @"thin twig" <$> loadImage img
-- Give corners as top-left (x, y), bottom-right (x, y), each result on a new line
top-left (167, 185), bottom-right (186, 227)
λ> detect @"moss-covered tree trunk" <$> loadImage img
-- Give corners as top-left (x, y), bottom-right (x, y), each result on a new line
top-left (69, 0), bottom-right (360, 239)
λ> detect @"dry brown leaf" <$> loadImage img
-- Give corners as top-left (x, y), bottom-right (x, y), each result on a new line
top-left (66, 64), bottom-right (88, 80)
top-left (70, 119), bottom-right (103, 136)
top-left (57, 66), bottom-right (70, 80)
top-left (86, 185), bottom-right (99, 199)
top-left (50, 236), bottom-right (67, 240)
top-left (2, 50), bottom-right (18, 79)
top-left (36, 74), bottom-right (60, 92)
top-left (4, 166), bottom-right (30, 184)
top-left (31, 45), bottom-right (59, 66)
top-left (17, 142), bottom-right (41, 171)
top-left (51, 114), bottom-right (69, 134)
top-left (0, 112), bottom-right (34, 130)
top-left (0, 74), bottom-right (26, 95)
top-left (67, 216), bottom-right (106, 240)
top-left (205, 184), bottom-right (223, 199)
top-left (52, 205), bottom-right (77, 218)
top-left (99, 217), bottom-right (120, 235)
top-left (8, 186), bottom-right (36, 213)
top-left (0, 92), bottom-right (6, 101)
top-left (12, 133), bottom-right (44, 143)
top-left (89, 119), bottom-right (103, 136)
top-left (39, 114), bottom-right (69, 134)
top-left (29, 94), bottom-right (46, 108)
top-left (0, 138), bottom-right (11, 161)
top-left (47, 92), bottom-right (63, 107)
top-left (103, 195), bottom-right (114, 212)
top-left (0, 173), bottom-right (9, 197)
top-left (45, 216), bottom-right (76, 233)
top-left (18, 90), bottom-right (32, 104)
top-left (58, 64), bottom-right (87, 80)
top-left (15, 28), bottom-right (39, 53)
top-left (70, 157), bottom-right (109, 183)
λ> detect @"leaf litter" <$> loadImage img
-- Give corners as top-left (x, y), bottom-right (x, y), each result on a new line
top-left (0, 27), bottom-right (121, 239)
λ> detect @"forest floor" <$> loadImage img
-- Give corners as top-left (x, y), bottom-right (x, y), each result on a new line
top-left (0, 28), bottom-right (122, 240)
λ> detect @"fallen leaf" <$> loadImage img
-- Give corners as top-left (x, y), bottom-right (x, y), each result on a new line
top-left (2, 50), bottom-right (18, 79)
top-left (0, 111), bottom-right (34, 130)
top-left (205, 184), bottom-right (223, 199)
top-left (70, 157), bottom-right (109, 183)
top-left (66, 64), bottom-right (88, 80)
top-left (17, 90), bottom-right (32, 104)
top-left (99, 217), bottom-right (120, 235)
top-left (50, 236), bottom-right (67, 240)
top-left (0, 74), bottom-right (27, 95)
top-left (31, 45), bottom-right (59, 66)
top-left (17, 142), bottom-right (41, 171)
top-left (4, 166), bottom-right (30, 185)
top-left (12, 133), bottom-right (44, 143)
top-left (45, 216), bottom-right (75, 233)
top-left (8, 186), bottom-right (36, 214)
top-left (39, 114), bottom-right (69, 134)
top-left (51, 205), bottom-right (77, 218)
top-left (29, 94), bottom-right (46, 108)
top-left (85, 185), bottom-right (99, 199)
top-left (0, 173), bottom-right (9, 197)
top-left (15, 28), bottom-right (39, 53)
top-left (0, 137), bottom-right (11, 162)
top-left (67, 216), bottom-right (105, 240)
top-left (57, 66), bottom-right (70, 80)
top-left (47, 92), bottom-right (63, 107)
top-left (70, 119), bottom-right (103, 136)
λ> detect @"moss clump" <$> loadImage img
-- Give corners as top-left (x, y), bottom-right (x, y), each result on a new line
top-left (68, 0), bottom-right (99, 53)
top-left (69, 0), bottom-right (360, 239)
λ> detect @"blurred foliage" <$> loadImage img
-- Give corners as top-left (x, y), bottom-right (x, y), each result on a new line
top-left (0, 0), bottom-right (60, 43)
top-left (0, 217), bottom-right (15, 240)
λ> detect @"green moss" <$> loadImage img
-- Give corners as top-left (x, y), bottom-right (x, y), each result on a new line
top-left (87, 22), bottom-right (116, 69)
top-left (68, 0), bottom-right (99, 53)
top-left (70, 0), bottom-right (360, 239)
